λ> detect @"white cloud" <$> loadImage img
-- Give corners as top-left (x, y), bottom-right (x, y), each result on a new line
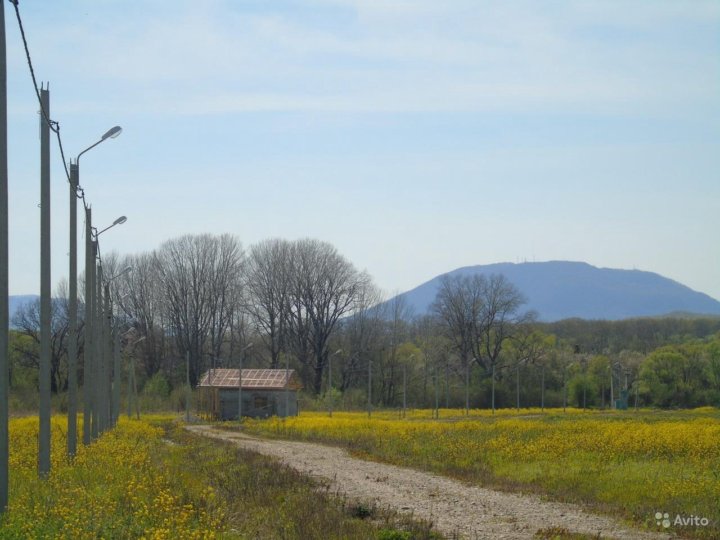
top-left (10, 0), bottom-right (716, 117)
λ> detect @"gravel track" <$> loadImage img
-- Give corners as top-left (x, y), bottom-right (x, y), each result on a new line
top-left (187, 425), bottom-right (668, 540)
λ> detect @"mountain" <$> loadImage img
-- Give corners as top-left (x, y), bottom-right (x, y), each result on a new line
top-left (383, 261), bottom-right (720, 322)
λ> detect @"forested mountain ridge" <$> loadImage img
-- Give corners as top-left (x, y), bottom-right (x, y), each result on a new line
top-left (383, 261), bottom-right (720, 321)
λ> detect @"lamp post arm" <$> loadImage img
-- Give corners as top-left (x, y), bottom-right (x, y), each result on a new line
top-left (76, 138), bottom-right (103, 165)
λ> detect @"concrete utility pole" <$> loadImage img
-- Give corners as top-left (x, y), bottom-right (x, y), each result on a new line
top-left (367, 356), bottom-right (372, 418)
top-left (83, 214), bottom-right (94, 445)
top-left (73, 125), bottom-right (121, 444)
top-left (67, 163), bottom-right (78, 457)
top-left (402, 364), bottom-right (407, 418)
top-left (185, 350), bottom-right (190, 422)
top-left (127, 336), bottom-right (144, 419)
top-left (103, 283), bottom-right (111, 429)
top-left (38, 86), bottom-right (51, 478)
top-left (464, 358), bottom-right (470, 415)
top-left (126, 351), bottom-right (132, 419)
top-left (238, 343), bottom-right (253, 425)
top-left (433, 363), bottom-right (439, 419)
top-left (112, 324), bottom-right (120, 426)
top-left (491, 363), bottom-right (496, 415)
top-left (563, 364), bottom-right (567, 412)
top-left (238, 356), bottom-right (242, 422)
top-left (92, 261), bottom-right (102, 438)
top-left (402, 354), bottom-right (413, 419)
top-left (284, 353), bottom-right (290, 418)
top-left (328, 349), bottom-right (341, 418)
top-left (0, 0), bottom-right (9, 512)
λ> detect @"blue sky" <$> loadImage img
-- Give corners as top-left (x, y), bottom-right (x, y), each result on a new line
top-left (5, 0), bottom-right (720, 301)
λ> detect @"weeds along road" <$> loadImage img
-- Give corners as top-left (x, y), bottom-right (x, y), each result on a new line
top-left (187, 425), bottom-right (668, 540)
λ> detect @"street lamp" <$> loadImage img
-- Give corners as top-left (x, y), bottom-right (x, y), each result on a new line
top-left (72, 126), bottom-right (122, 451)
top-left (108, 266), bottom-right (132, 281)
top-left (94, 215), bottom-right (127, 237)
top-left (105, 267), bottom-right (132, 427)
top-left (90, 216), bottom-right (127, 437)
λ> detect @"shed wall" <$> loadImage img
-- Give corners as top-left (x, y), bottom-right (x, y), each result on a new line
top-left (218, 389), bottom-right (298, 419)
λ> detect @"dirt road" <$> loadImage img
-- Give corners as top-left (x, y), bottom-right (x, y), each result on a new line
top-left (187, 425), bottom-right (667, 540)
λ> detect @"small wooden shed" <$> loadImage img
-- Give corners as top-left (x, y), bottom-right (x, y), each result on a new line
top-left (198, 368), bottom-right (302, 420)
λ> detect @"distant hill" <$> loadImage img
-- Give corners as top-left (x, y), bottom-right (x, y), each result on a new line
top-left (9, 295), bottom-right (38, 326)
top-left (382, 261), bottom-right (720, 322)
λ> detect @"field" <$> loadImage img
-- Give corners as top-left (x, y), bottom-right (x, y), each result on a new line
top-left (244, 407), bottom-right (720, 539)
top-left (0, 415), bottom-right (437, 539)
top-left (1, 409), bottom-right (716, 539)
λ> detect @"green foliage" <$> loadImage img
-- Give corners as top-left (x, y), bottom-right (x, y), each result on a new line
top-left (638, 341), bottom-right (719, 408)
top-left (9, 332), bottom-right (38, 390)
top-left (142, 372), bottom-right (170, 399)
top-left (138, 373), bottom-right (172, 412)
top-left (568, 375), bottom-right (598, 407)
top-left (541, 317), bottom-right (720, 355)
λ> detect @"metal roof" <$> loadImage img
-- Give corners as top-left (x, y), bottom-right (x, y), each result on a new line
top-left (198, 368), bottom-right (301, 390)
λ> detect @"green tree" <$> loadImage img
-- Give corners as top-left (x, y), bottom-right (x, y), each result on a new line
top-left (640, 347), bottom-right (693, 407)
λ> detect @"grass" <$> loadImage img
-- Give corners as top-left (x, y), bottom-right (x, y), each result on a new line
top-left (0, 414), bottom-right (442, 539)
top-left (242, 407), bottom-right (720, 539)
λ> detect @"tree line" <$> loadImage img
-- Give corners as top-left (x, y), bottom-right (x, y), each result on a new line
top-left (9, 233), bottom-right (720, 410)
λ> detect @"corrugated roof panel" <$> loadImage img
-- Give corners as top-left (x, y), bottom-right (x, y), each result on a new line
top-left (198, 368), bottom-right (301, 389)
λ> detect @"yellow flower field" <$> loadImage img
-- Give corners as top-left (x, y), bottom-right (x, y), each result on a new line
top-left (245, 408), bottom-right (720, 538)
top-left (0, 415), bottom-right (222, 539)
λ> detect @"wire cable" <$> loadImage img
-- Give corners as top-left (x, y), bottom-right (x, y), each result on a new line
top-left (10, 0), bottom-right (71, 182)
top-left (11, 0), bottom-right (115, 289)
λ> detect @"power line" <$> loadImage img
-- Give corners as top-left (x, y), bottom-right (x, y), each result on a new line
top-left (10, 0), bottom-right (110, 297)
top-left (10, 0), bottom-right (70, 182)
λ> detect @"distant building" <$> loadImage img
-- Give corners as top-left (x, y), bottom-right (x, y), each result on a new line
top-left (198, 368), bottom-right (301, 420)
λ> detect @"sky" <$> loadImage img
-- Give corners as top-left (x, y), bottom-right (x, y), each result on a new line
top-left (5, 0), bottom-right (720, 301)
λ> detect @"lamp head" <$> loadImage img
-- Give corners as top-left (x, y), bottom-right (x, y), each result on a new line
top-left (113, 216), bottom-right (127, 226)
top-left (102, 126), bottom-right (123, 140)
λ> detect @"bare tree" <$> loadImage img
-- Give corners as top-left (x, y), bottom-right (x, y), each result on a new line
top-left (286, 239), bottom-right (370, 394)
top-left (432, 273), bottom-right (530, 409)
top-left (207, 234), bottom-right (245, 363)
top-left (11, 280), bottom-right (73, 393)
top-left (476, 274), bottom-right (533, 374)
top-left (431, 273), bottom-right (484, 378)
top-left (337, 281), bottom-right (383, 391)
top-left (116, 252), bottom-right (166, 377)
top-left (245, 239), bottom-right (292, 368)
top-left (154, 234), bottom-right (244, 386)
top-left (378, 293), bottom-right (414, 404)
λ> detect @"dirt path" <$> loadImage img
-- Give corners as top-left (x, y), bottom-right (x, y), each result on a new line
top-left (187, 425), bottom-right (667, 540)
